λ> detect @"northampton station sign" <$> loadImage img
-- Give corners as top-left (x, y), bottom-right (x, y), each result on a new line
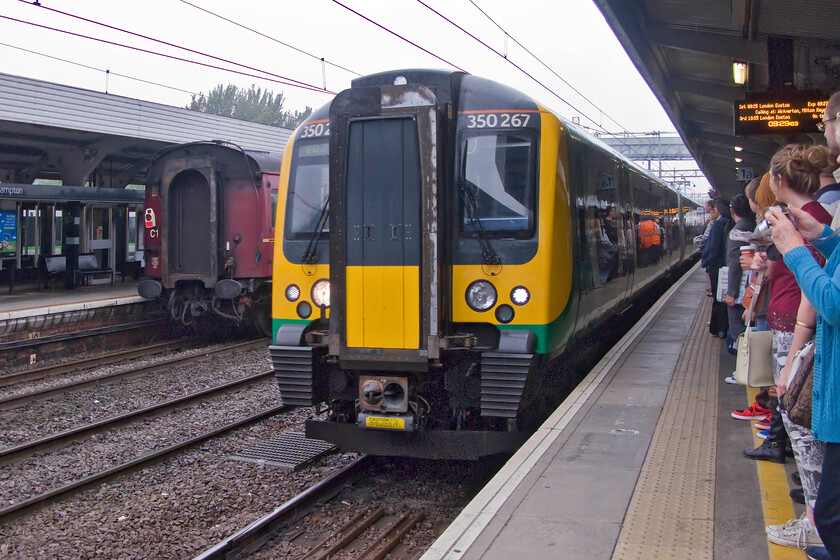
top-left (734, 91), bottom-right (828, 135)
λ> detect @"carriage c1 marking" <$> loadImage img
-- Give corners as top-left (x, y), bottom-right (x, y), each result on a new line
top-left (299, 121), bottom-right (330, 138)
top-left (464, 112), bottom-right (533, 129)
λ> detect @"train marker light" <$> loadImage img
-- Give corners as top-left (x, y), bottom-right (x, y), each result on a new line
top-left (511, 286), bottom-right (530, 306)
top-left (495, 304), bottom-right (515, 324)
top-left (311, 279), bottom-right (331, 308)
top-left (297, 301), bottom-right (312, 319)
top-left (466, 280), bottom-right (497, 312)
top-left (285, 284), bottom-right (300, 302)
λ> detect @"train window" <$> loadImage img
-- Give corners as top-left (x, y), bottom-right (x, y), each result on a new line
top-left (286, 138), bottom-right (329, 237)
top-left (459, 132), bottom-right (535, 236)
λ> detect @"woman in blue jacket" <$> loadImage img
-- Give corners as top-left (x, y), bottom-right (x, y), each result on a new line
top-left (769, 204), bottom-right (840, 560)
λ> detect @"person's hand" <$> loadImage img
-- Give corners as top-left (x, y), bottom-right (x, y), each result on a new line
top-left (777, 362), bottom-right (790, 397)
top-left (750, 252), bottom-right (767, 271)
top-left (767, 207), bottom-right (806, 254)
top-left (725, 294), bottom-right (735, 307)
top-left (739, 254), bottom-right (754, 270)
top-left (784, 206), bottom-right (825, 241)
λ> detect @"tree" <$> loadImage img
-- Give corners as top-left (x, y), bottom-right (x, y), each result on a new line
top-left (187, 84), bottom-right (312, 128)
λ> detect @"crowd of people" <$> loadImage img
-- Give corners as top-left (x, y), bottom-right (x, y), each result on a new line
top-left (700, 92), bottom-right (840, 560)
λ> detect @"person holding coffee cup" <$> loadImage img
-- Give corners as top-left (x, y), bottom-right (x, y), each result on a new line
top-left (724, 194), bottom-right (757, 351)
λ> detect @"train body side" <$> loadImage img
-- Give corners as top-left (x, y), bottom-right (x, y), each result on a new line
top-left (269, 70), bottom-right (702, 458)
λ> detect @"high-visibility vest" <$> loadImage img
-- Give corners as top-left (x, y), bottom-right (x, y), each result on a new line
top-left (638, 220), bottom-right (661, 248)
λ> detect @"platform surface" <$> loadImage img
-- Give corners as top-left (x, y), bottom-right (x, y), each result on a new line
top-left (423, 265), bottom-right (805, 560)
top-left (0, 280), bottom-right (143, 318)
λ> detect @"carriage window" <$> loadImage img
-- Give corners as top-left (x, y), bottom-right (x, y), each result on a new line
top-left (286, 138), bottom-right (329, 237)
top-left (459, 133), bottom-right (535, 236)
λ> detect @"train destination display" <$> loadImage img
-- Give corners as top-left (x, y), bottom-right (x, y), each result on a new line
top-left (734, 91), bottom-right (828, 135)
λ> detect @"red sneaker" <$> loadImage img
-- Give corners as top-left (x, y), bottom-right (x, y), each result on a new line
top-left (732, 402), bottom-right (771, 420)
top-left (754, 414), bottom-right (771, 429)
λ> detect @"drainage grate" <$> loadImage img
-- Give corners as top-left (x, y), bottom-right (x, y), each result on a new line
top-left (230, 432), bottom-right (336, 471)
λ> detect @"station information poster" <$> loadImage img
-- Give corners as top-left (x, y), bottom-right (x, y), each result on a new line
top-left (734, 91), bottom-right (828, 135)
top-left (0, 211), bottom-right (17, 255)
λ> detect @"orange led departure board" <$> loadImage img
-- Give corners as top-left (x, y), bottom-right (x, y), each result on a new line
top-left (733, 91), bottom-right (828, 135)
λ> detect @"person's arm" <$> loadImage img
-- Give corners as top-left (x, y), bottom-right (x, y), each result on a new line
top-left (812, 225), bottom-right (839, 259)
top-left (777, 299), bottom-right (816, 396)
top-left (785, 248), bottom-right (840, 326)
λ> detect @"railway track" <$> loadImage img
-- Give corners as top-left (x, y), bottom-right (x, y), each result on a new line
top-left (0, 370), bottom-right (274, 464)
top-left (0, 338), bottom-right (200, 388)
top-left (193, 455), bottom-right (372, 560)
top-left (0, 404), bottom-right (286, 522)
top-left (0, 338), bottom-right (267, 410)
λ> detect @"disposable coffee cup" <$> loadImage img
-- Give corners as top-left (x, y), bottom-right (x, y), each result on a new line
top-left (740, 244), bottom-right (756, 257)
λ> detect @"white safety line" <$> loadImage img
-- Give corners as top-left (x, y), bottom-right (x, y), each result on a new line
top-left (421, 262), bottom-right (701, 560)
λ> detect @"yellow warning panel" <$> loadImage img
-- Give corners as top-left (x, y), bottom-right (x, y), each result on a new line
top-left (346, 266), bottom-right (419, 349)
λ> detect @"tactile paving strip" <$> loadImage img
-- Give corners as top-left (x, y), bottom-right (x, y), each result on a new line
top-left (230, 432), bottom-right (336, 471)
top-left (612, 294), bottom-right (717, 560)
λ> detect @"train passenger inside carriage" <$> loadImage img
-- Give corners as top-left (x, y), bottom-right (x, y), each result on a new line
top-left (636, 217), bottom-right (662, 267)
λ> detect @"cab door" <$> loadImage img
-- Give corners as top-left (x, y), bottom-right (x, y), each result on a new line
top-left (328, 84), bottom-right (441, 366)
top-left (345, 118), bottom-right (422, 349)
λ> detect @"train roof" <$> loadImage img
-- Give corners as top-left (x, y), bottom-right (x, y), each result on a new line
top-left (148, 141), bottom-right (284, 174)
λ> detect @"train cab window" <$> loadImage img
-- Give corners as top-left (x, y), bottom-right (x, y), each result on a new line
top-left (286, 138), bottom-right (329, 238)
top-left (459, 132), bottom-right (536, 237)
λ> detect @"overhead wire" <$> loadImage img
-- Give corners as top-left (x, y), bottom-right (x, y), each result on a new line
top-left (467, 0), bottom-right (632, 134)
top-left (17, 0), bottom-right (332, 94)
top-left (414, 0), bottom-right (645, 160)
top-left (0, 14), bottom-right (331, 94)
top-left (0, 41), bottom-right (200, 96)
top-left (330, 0), bottom-right (467, 73)
top-left (177, 0), bottom-right (362, 78)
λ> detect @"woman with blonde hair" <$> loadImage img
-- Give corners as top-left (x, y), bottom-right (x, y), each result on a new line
top-left (746, 144), bottom-right (833, 549)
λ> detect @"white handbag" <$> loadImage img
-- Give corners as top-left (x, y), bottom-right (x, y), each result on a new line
top-left (734, 270), bottom-right (773, 387)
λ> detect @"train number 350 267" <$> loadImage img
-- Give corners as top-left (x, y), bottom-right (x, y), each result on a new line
top-left (465, 113), bottom-right (531, 129)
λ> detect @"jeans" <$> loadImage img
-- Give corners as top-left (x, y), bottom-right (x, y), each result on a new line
top-left (815, 442), bottom-right (840, 558)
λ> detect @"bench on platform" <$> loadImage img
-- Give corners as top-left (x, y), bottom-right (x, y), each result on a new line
top-left (40, 253), bottom-right (116, 288)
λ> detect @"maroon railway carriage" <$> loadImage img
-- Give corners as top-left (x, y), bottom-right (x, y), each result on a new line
top-left (139, 141), bottom-right (282, 336)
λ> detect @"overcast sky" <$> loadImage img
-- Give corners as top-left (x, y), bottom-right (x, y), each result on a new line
top-left (0, 0), bottom-right (709, 195)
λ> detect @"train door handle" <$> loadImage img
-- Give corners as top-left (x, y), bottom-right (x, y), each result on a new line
top-left (390, 224), bottom-right (402, 240)
top-left (364, 225), bottom-right (374, 240)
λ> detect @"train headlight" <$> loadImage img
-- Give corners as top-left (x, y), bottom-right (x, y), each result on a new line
top-left (311, 279), bottom-right (331, 308)
top-left (285, 284), bottom-right (300, 302)
top-left (466, 280), bottom-right (497, 312)
top-left (511, 286), bottom-right (530, 306)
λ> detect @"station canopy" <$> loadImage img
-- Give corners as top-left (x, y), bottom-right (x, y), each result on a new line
top-left (0, 72), bottom-right (291, 190)
top-left (594, 0), bottom-right (840, 199)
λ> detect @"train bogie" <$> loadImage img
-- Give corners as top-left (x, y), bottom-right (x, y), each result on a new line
top-left (269, 70), bottom-right (703, 459)
top-left (140, 141), bottom-right (282, 336)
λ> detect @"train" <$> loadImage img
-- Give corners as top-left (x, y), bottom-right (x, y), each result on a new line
top-left (138, 141), bottom-right (283, 337)
top-left (268, 69), bottom-right (705, 459)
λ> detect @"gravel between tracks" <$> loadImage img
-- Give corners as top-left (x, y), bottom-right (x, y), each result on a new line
top-left (0, 409), bottom-right (361, 559)
top-left (0, 343), bottom-right (270, 448)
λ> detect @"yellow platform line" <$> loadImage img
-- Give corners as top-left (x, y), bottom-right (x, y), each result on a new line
top-left (746, 386), bottom-right (805, 560)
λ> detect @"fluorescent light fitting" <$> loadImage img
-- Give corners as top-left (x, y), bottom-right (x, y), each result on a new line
top-left (735, 157), bottom-right (743, 163)
top-left (734, 146), bottom-right (743, 151)
top-left (733, 62), bottom-right (748, 85)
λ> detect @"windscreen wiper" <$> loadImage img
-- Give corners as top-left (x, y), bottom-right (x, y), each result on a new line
top-left (459, 141), bottom-right (500, 265)
top-left (301, 196), bottom-right (330, 264)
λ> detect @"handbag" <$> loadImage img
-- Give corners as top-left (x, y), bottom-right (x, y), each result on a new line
top-left (735, 271), bottom-right (774, 387)
top-left (781, 341), bottom-right (815, 429)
